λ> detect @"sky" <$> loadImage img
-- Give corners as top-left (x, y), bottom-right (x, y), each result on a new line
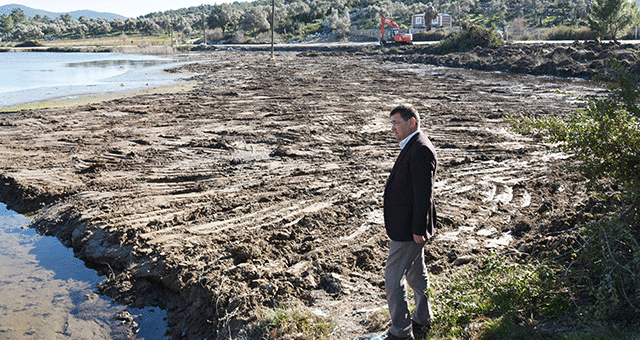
top-left (0, 1), bottom-right (235, 18)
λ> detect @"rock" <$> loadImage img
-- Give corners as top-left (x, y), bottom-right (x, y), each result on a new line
top-left (453, 255), bottom-right (474, 266)
top-left (321, 273), bottom-right (346, 294)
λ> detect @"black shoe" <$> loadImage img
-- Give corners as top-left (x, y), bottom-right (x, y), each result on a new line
top-left (412, 320), bottom-right (431, 331)
top-left (387, 332), bottom-right (414, 340)
top-left (412, 320), bottom-right (431, 337)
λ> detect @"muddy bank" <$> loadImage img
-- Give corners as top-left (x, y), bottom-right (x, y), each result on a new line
top-left (388, 40), bottom-right (640, 79)
top-left (0, 46), bottom-right (615, 339)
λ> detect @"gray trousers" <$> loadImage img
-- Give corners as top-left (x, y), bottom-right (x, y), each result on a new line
top-left (385, 240), bottom-right (433, 338)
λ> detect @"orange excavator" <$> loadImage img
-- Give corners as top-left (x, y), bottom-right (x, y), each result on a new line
top-left (380, 15), bottom-right (413, 46)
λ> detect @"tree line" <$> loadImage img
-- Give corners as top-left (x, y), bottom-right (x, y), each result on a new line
top-left (0, 0), bottom-right (638, 43)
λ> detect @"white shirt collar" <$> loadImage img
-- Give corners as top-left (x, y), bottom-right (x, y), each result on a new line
top-left (399, 130), bottom-right (420, 149)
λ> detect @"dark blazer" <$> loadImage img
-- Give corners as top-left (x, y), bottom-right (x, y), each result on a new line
top-left (384, 131), bottom-right (438, 241)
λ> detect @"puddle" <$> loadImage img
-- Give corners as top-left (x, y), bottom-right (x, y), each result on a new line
top-left (0, 203), bottom-right (169, 339)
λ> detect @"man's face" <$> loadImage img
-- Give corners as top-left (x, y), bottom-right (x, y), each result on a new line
top-left (390, 113), bottom-right (416, 141)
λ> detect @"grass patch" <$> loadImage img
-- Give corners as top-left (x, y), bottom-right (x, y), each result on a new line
top-left (428, 254), bottom-right (574, 339)
top-left (259, 304), bottom-right (337, 340)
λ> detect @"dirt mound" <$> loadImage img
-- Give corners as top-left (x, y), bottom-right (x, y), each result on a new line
top-left (0, 47), bottom-right (616, 339)
top-left (391, 41), bottom-right (640, 79)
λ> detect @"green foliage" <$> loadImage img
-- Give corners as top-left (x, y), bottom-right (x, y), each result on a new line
top-left (587, 0), bottom-right (638, 42)
top-left (436, 22), bottom-right (503, 54)
top-left (573, 214), bottom-right (640, 321)
top-left (412, 29), bottom-right (449, 42)
top-left (431, 254), bottom-right (572, 339)
top-left (511, 60), bottom-right (640, 195)
top-left (510, 59), bottom-right (640, 324)
top-left (545, 25), bottom-right (597, 41)
top-left (259, 305), bottom-right (336, 340)
top-left (0, 0), bottom-right (607, 43)
top-left (561, 325), bottom-right (640, 340)
top-left (14, 40), bottom-right (42, 47)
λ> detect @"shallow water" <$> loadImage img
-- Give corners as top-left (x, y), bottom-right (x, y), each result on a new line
top-left (0, 52), bottom-right (186, 108)
top-left (0, 203), bottom-right (169, 339)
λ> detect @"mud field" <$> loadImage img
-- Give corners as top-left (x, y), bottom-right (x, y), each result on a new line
top-left (0, 44), bottom-right (622, 339)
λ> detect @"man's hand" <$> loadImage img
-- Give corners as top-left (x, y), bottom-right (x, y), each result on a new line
top-left (413, 234), bottom-right (426, 244)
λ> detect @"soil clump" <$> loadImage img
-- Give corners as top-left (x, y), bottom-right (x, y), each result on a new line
top-left (0, 42), bottom-right (633, 339)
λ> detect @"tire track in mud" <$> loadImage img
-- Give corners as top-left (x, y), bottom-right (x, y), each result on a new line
top-left (0, 50), bottom-right (602, 339)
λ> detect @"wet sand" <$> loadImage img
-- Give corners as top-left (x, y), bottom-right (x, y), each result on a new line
top-left (1, 81), bottom-right (196, 112)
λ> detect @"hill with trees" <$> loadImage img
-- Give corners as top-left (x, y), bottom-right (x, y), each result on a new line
top-left (0, 0), bottom-right (638, 44)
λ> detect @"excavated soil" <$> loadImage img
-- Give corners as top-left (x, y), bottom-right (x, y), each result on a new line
top-left (0, 43), bottom-right (628, 339)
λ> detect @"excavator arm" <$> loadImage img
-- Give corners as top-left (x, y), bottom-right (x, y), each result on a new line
top-left (380, 15), bottom-right (412, 45)
top-left (380, 16), bottom-right (400, 40)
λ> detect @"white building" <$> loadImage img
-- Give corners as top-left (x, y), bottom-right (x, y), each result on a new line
top-left (411, 13), bottom-right (452, 29)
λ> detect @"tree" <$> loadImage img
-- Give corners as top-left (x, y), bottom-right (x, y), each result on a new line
top-left (111, 18), bottom-right (126, 33)
top-left (241, 7), bottom-right (270, 33)
top-left (89, 18), bottom-right (111, 36)
top-left (125, 18), bottom-right (138, 32)
top-left (0, 14), bottom-right (14, 35)
top-left (44, 22), bottom-right (62, 36)
top-left (137, 17), bottom-right (163, 35)
top-left (207, 4), bottom-right (241, 33)
top-left (587, 0), bottom-right (638, 42)
top-left (424, 2), bottom-right (438, 31)
top-left (12, 23), bottom-right (43, 40)
top-left (325, 9), bottom-right (351, 38)
top-left (10, 8), bottom-right (26, 25)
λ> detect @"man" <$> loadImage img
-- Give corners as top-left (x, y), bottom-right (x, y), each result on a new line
top-left (382, 104), bottom-right (437, 340)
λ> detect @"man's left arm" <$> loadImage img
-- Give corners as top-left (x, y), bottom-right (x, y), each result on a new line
top-left (409, 145), bottom-right (436, 239)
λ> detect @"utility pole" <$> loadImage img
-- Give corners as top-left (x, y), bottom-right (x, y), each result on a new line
top-left (457, 3), bottom-right (461, 30)
top-left (271, 0), bottom-right (275, 59)
top-left (202, 4), bottom-right (206, 45)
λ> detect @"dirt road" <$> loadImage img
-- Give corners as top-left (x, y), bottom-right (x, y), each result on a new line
top-left (0, 47), bottom-right (607, 339)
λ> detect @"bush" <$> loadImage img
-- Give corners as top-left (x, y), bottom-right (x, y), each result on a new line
top-left (228, 31), bottom-right (246, 44)
top-left (254, 31), bottom-right (284, 44)
top-left (575, 214), bottom-right (640, 321)
top-left (431, 254), bottom-right (572, 339)
top-left (207, 28), bottom-right (224, 42)
top-left (510, 59), bottom-right (640, 323)
top-left (257, 305), bottom-right (336, 340)
top-left (435, 22), bottom-right (503, 54)
top-left (546, 25), bottom-right (597, 41)
top-left (412, 29), bottom-right (449, 42)
top-left (15, 40), bottom-right (42, 47)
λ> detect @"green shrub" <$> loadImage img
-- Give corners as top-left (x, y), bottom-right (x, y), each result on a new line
top-left (413, 29), bottom-right (449, 42)
top-left (15, 40), bottom-right (42, 47)
top-left (436, 22), bottom-right (503, 54)
top-left (259, 305), bottom-right (336, 340)
top-left (573, 215), bottom-right (640, 321)
top-left (431, 254), bottom-right (572, 339)
top-left (511, 60), bottom-right (640, 193)
top-left (510, 59), bottom-right (640, 323)
top-left (546, 25), bottom-right (597, 40)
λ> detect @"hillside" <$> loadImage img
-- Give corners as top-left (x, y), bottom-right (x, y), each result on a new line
top-left (1, 0), bottom-right (639, 44)
top-left (0, 3), bottom-right (125, 20)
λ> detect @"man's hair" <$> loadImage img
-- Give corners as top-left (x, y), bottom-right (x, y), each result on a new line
top-left (390, 104), bottom-right (420, 126)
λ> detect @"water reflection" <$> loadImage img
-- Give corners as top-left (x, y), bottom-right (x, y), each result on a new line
top-left (0, 203), bottom-right (168, 339)
top-left (0, 52), bottom-right (186, 108)
top-left (65, 59), bottom-right (171, 69)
